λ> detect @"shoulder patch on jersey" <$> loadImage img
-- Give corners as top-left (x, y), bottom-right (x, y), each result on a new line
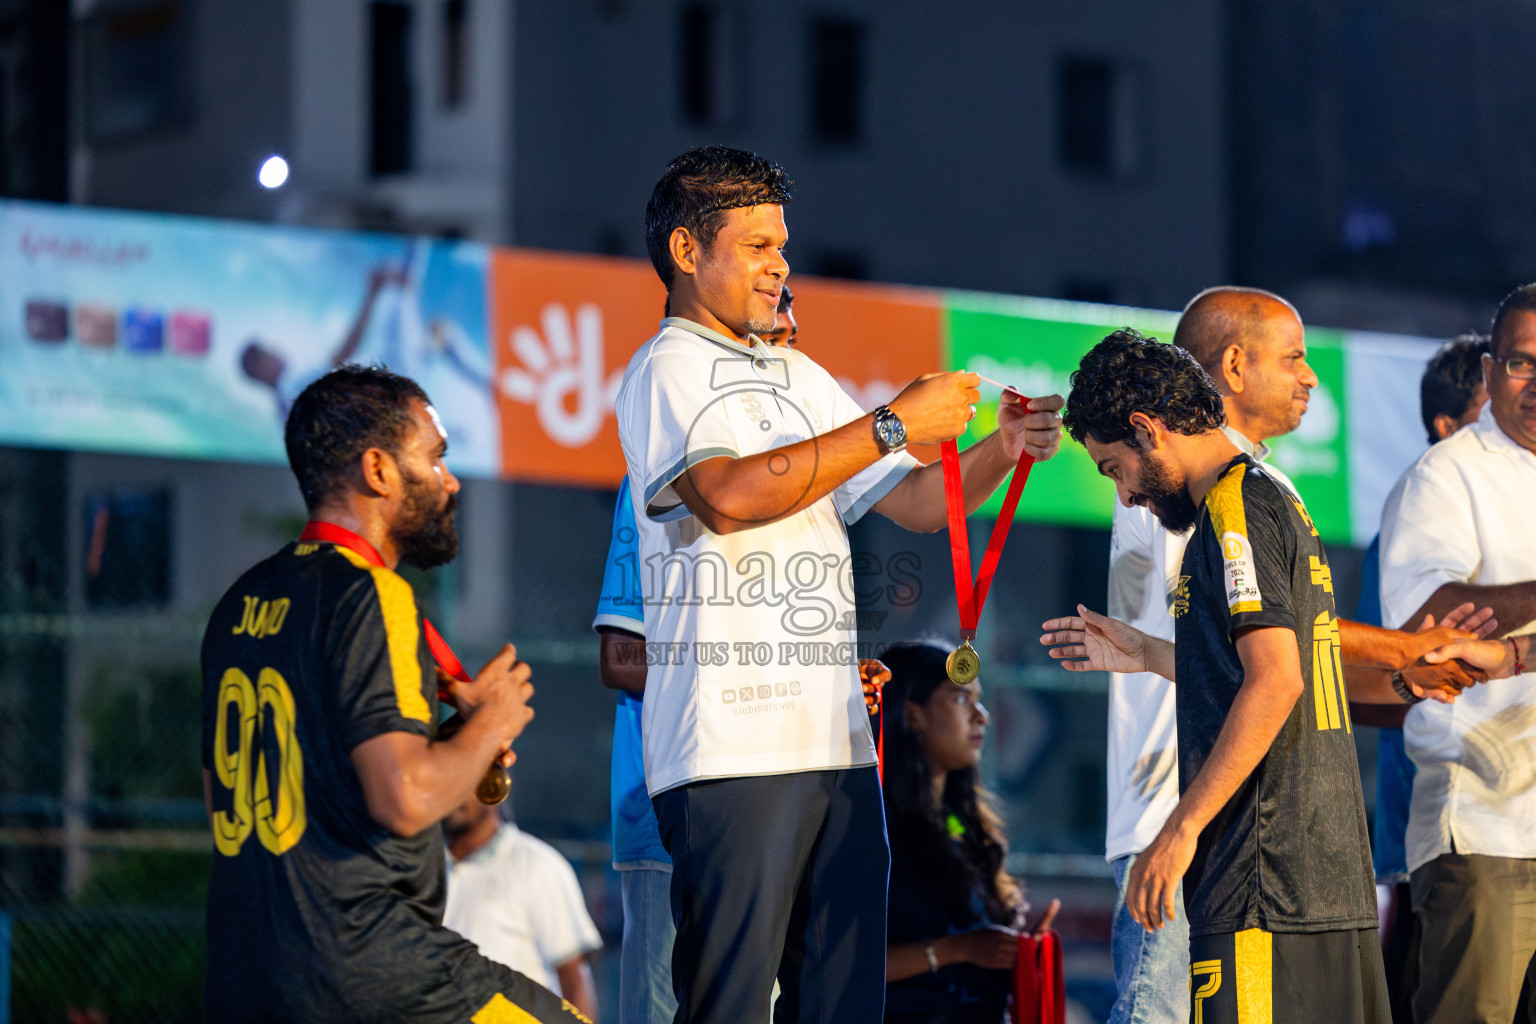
top-left (1206, 461), bottom-right (1262, 614)
top-left (333, 546), bottom-right (430, 723)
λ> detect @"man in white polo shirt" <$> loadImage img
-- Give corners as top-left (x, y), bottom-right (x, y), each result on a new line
top-left (1379, 282), bottom-right (1536, 1024)
top-left (615, 146), bottom-right (1064, 1024)
top-left (1103, 286), bottom-right (1311, 1024)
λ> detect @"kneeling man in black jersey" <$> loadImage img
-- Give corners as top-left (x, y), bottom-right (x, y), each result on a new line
top-left (200, 365), bottom-right (589, 1023)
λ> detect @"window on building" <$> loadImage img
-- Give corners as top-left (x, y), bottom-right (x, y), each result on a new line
top-left (678, 4), bottom-right (728, 125)
top-left (1059, 278), bottom-right (1117, 304)
top-left (370, 1), bottom-right (415, 176)
top-left (83, 488), bottom-right (172, 609)
top-left (809, 17), bottom-right (864, 144)
top-left (81, 0), bottom-right (190, 146)
top-left (441, 0), bottom-right (468, 109)
top-left (809, 249), bottom-right (868, 280)
top-left (1056, 56), bottom-right (1139, 177)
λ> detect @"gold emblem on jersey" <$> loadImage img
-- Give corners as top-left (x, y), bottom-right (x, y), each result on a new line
top-left (1309, 555), bottom-right (1333, 594)
top-left (1169, 576), bottom-right (1191, 618)
top-left (1312, 611), bottom-right (1349, 732)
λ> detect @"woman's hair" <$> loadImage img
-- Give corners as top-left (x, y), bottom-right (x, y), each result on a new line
top-left (880, 642), bottom-right (1023, 926)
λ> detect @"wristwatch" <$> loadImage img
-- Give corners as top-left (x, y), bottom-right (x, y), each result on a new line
top-left (873, 405), bottom-right (907, 455)
top-left (1390, 670), bottom-right (1424, 705)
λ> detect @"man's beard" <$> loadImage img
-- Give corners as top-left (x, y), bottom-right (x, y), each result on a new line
top-left (744, 310), bottom-right (778, 336)
top-left (1140, 452), bottom-right (1199, 535)
top-left (392, 470), bottom-right (460, 570)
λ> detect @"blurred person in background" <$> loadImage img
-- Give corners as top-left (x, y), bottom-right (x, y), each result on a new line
top-left (878, 642), bottom-right (1058, 1024)
top-left (1353, 332), bottom-right (1490, 1023)
top-left (443, 792), bottom-right (603, 1023)
top-left (1379, 286), bottom-right (1536, 1024)
top-left (1101, 286), bottom-right (1313, 1024)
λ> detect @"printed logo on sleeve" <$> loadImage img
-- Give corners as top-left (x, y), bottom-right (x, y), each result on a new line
top-left (1221, 531), bottom-right (1262, 613)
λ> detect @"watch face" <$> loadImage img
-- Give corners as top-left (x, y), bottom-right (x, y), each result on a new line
top-left (876, 412), bottom-right (905, 449)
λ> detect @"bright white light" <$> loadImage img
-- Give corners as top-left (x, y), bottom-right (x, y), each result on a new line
top-left (258, 156), bottom-right (289, 189)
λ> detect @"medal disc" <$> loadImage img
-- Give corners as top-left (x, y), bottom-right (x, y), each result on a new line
top-left (476, 763), bottom-right (512, 805)
top-left (946, 642), bottom-right (980, 685)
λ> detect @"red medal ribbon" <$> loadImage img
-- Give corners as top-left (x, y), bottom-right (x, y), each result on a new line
top-left (299, 521), bottom-right (471, 687)
top-left (939, 422), bottom-right (1037, 640)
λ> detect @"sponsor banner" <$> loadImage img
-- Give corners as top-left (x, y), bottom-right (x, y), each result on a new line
top-left (0, 199), bottom-right (1452, 544)
top-left (1266, 327), bottom-right (1350, 543)
top-left (488, 250), bottom-right (944, 486)
top-left (942, 292), bottom-right (1181, 530)
top-left (0, 200), bottom-right (498, 475)
top-left (1342, 330), bottom-right (1442, 545)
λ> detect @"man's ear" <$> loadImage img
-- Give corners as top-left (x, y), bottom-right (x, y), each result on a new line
top-left (1126, 411), bottom-right (1164, 451)
top-left (668, 226), bottom-right (700, 280)
top-left (1432, 412), bottom-right (1457, 442)
top-left (1220, 344), bottom-right (1246, 395)
top-left (354, 447), bottom-right (398, 500)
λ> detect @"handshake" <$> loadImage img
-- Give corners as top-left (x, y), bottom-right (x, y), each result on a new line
top-left (1037, 601), bottom-right (1512, 704)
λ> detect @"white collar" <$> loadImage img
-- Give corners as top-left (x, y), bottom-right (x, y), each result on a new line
top-left (661, 316), bottom-right (772, 358)
top-left (1221, 425), bottom-right (1272, 462)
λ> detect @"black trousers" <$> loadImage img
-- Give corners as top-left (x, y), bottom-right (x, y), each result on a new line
top-left (652, 766), bottom-right (889, 1024)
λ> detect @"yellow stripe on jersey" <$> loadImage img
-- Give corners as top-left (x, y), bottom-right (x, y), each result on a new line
top-left (1206, 462), bottom-right (1263, 614)
top-left (1234, 927), bottom-right (1274, 1024)
top-left (471, 993), bottom-right (544, 1024)
top-left (334, 547), bottom-right (431, 723)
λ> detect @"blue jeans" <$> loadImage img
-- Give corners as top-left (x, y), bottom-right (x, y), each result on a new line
top-left (1109, 853), bottom-right (1190, 1024)
top-left (620, 865), bottom-right (678, 1024)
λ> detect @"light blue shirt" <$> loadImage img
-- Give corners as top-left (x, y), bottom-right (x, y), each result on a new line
top-left (592, 476), bottom-right (670, 867)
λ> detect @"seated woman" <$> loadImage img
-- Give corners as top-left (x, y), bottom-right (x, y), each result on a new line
top-left (880, 642), bottom-right (1056, 1024)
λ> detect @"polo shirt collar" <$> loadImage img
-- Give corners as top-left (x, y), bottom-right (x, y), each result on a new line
top-left (1470, 400), bottom-right (1536, 461)
top-left (1222, 425), bottom-right (1272, 463)
top-left (662, 316), bottom-right (771, 358)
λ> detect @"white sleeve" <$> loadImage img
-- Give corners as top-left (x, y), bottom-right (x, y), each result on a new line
top-left (531, 848), bottom-right (604, 968)
top-left (618, 345), bottom-right (740, 522)
top-left (1107, 501), bottom-right (1157, 625)
top-left (824, 370), bottom-right (918, 524)
top-left (1379, 460), bottom-right (1479, 630)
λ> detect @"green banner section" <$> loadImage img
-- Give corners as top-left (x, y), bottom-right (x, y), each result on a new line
top-left (1265, 328), bottom-right (1350, 542)
top-left (941, 293), bottom-right (1354, 542)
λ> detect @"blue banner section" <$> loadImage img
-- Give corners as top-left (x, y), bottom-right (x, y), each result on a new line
top-left (0, 200), bottom-right (498, 475)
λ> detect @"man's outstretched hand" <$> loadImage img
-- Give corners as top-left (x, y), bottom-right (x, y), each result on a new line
top-left (1041, 605), bottom-right (1151, 674)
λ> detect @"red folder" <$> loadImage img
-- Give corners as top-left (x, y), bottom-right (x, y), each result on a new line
top-left (1012, 930), bottom-right (1064, 1024)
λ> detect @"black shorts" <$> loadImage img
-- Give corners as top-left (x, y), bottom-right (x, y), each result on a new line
top-left (1187, 927), bottom-right (1389, 1024)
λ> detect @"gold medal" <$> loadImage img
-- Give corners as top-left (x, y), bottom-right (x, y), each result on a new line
top-left (476, 762), bottom-right (511, 805)
top-left (946, 639), bottom-right (981, 685)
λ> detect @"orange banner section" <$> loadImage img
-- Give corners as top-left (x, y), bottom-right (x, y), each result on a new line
top-left (490, 249), bottom-right (943, 487)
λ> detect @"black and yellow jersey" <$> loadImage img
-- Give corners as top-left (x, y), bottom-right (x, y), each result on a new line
top-left (1173, 455), bottom-right (1377, 937)
top-left (200, 539), bottom-right (585, 1023)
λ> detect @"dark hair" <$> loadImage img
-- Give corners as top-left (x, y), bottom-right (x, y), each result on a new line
top-left (777, 282), bottom-right (794, 313)
top-left (1420, 334), bottom-right (1490, 445)
top-left (644, 146), bottom-right (793, 290)
top-left (1173, 286), bottom-right (1299, 378)
top-left (284, 364), bottom-right (429, 511)
top-left (1064, 328), bottom-right (1227, 446)
top-left (879, 642), bottom-right (1022, 927)
top-left (1489, 283), bottom-right (1536, 359)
